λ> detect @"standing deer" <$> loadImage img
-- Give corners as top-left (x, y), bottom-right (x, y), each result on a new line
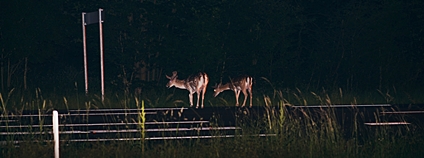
top-left (213, 75), bottom-right (253, 108)
top-left (166, 71), bottom-right (209, 108)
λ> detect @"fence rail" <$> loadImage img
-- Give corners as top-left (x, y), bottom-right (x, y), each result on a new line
top-left (1, 104), bottom-right (423, 145)
top-left (0, 107), bottom-right (246, 146)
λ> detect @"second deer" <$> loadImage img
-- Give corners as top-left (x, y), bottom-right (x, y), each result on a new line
top-left (166, 71), bottom-right (209, 108)
top-left (213, 75), bottom-right (253, 108)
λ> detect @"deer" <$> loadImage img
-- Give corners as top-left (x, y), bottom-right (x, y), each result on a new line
top-left (213, 75), bottom-right (253, 108)
top-left (166, 71), bottom-right (209, 108)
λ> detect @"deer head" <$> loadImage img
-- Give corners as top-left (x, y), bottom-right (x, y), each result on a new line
top-left (213, 83), bottom-right (225, 97)
top-left (166, 71), bottom-right (178, 88)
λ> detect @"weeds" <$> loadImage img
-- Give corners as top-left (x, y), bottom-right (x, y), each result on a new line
top-left (0, 85), bottom-right (424, 158)
top-left (136, 98), bottom-right (146, 155)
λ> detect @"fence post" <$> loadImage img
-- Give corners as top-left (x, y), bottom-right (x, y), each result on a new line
top-left (53, 110), bottom-right (59, 158)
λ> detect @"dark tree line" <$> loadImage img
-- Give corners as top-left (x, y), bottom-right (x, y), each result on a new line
top-left (0, 0), bottom-right (423, 94)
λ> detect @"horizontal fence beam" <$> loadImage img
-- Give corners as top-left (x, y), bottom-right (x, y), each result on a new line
top-left (0, 134), bottom-right (277, 145)
top-left (364, 122), bottom-right (410, 126)
top-left (381, 111), bottom-right (424, 114)
top-left (0, 112), bottom-right (157, 117)
top-left (0, 127), bottom-right (241, 135)
top-left (67, 107), bottom-right (188, 112)
top-left (292, 104), bottom-right (391, 108)
top-left (0, 121), bottom-right (210, 128)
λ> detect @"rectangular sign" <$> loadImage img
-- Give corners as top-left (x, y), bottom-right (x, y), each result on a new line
top-left (84, 10), bottom-right (104, 25)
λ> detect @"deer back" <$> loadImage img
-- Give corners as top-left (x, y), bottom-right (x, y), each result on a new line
top-left (230, 75), bottom-right (253, 90)
top-left (185, 72), bottom-right (208, 91)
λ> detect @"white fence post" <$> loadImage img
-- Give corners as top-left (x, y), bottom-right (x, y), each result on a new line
top-left (53, 110), bottom-right (59, 158)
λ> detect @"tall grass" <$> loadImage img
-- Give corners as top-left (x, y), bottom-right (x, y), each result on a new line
top-left (3, 99), bottom-right (422, 158)
top-left (1, 85), bottom-right (424, 158)
top-left (136, 98), bottom-right (146, 155)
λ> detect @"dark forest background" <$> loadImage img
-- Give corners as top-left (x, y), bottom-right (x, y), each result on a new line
top-left (0, 0), bottom-right (423, 95)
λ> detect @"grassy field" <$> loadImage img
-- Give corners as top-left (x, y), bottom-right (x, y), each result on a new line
top-left (1, 104), bottom-right (423, 158)
top-left (2, 130), bottom-right (423, 158)
top-left (1, 85), bottom-right (424, 158)
top-left (2, 84), bottom-right (423, 111)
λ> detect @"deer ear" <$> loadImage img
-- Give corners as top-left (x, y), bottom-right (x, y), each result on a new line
top-left (166, 75), bottom-right (172, 79)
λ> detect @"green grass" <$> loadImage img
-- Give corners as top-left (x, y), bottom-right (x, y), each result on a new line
top-left (1, 85), bottom-right (424, 158)
top-left (1, 83), bottom-right (424, 111)
top-left (1, 106), bottom-right (423, 158)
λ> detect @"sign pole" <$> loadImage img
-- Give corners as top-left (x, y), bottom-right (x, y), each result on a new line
top-left (82, 12), bottom-right (89, 95)
top-left (82, 8), bottom-right (105, 100)
top-left (99, 8), bottom-right (104, 102)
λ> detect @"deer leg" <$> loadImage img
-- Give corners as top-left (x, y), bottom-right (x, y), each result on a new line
top-left (189, 93), bottom-right (194, 107)
top-left (201, 88), bottom-right (207, 109)
top-left (235, 90), bottom-right (241, 106)
top-left (196, 92), bottom-right (201, 108)
top-left (241, 89), bottom-right (248, 107)
top-left (249, 89), bottom-right (253, 108)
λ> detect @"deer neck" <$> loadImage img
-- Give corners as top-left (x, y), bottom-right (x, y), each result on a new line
top-left (219, 83), bottom-right (233, 91)
top-left (173, 79), bottom-right (189, 90)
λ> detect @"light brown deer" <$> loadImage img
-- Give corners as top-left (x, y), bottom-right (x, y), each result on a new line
top-left (166, 71), bottom-right (209, 108)
top-left (213, 75), bottom-right (253, 107)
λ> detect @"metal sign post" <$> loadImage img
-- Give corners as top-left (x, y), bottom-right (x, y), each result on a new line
top-left (82, 8), bottom-right (105, 101)
top-left (82, 13), bottom-right (88, 95)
